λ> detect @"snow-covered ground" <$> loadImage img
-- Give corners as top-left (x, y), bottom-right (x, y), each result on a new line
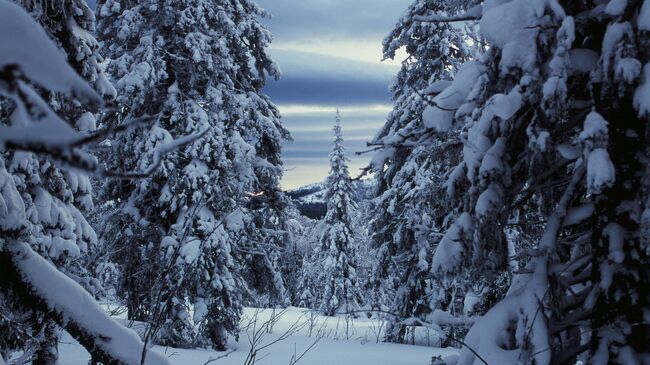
top-left (56, 307), bottom-right (458, 365)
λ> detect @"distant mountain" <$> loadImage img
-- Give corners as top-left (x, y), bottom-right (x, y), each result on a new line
top-left (286, 179), bottom-right (376, 219)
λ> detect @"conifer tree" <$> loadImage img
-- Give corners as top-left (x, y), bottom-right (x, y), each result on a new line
top-left (0, 2), bottom-right (169, 363)
top-left (315, 111), bottom-right (363, 316)
top-left (0, 0), bottom-right (116, 362)
top-left (96, 0), bottom-right (289, 349)
top-left (403, 0), bottom-right (650, 362)
top-left (368, 0), bottom-right (473, 342)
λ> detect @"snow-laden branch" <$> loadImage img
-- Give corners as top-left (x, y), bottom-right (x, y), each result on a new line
top-left (1, 241), bottom-right (170, 365)
top-left (0, 0), bottom-right (207, 181)
top-left (413, 5), bottom-right (483, 23)
top-left (104, 127), bottom-right (211, 179)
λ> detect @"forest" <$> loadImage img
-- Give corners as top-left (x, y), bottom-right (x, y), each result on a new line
top-left (0, 0), bottom-right (649, 364)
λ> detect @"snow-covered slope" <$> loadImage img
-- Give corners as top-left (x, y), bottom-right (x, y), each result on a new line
top-left (287, 179), bottom-right (375, 219)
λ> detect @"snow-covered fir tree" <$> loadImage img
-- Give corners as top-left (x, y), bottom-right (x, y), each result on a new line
top-left (314, 111), bottom-right (363, 316)
top-left (0, 2), bottom-right (168, 363)
top-left (0, 0), bottom-right (116, 362)
top-left (367, 0), bottom-right (473, 343)
top-left (96, 0), bottom-right (289, 350)
top-left (406, 0), bottom-right (650, 362)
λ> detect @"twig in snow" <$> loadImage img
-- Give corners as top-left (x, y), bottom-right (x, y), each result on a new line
top-left (202, 349), bottom-right (235, 365)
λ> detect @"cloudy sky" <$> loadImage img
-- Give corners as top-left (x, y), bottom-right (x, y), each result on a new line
top-left (255, 0), bottom-right (411, 189)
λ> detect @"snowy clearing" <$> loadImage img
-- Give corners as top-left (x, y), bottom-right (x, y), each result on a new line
top-left (56, 307), bottom-right (457, 365)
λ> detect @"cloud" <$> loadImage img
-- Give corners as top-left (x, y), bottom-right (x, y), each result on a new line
top-left (256, 0), bottom-right (411, 43)
top-left (257, 0), bottom-right (411, 65)
top-left (263, 49), bottom-right (397, 105)
top-left (269, 49), bottom-right (397, 80)
top-left (264, 77), bottom-right (391, 105)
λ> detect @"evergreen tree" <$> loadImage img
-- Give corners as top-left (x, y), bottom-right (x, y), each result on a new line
top-left (315, 111), bottom-right (363, 316)
top-left (368, 0), bottom-right (473, 343)
top-left (0, 2), bottom-right (168, 363)
top-left (408, 0), bottom-right (650, 362)
top-left (96, 0), bottom-right (289, 349)
top-left (0, 0), bottom-right (115, 362)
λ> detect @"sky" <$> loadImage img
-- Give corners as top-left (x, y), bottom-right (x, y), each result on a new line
top-left (255, 0), bottom-right (411, 189)
top-left (88, 0), bottom-right (410, 189)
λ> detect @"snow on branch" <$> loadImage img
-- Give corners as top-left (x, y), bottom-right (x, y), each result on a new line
top-left (2, 241), bottom-right (170, 365)
top-left (103, 128), bottom-right (211, 179)
top-left (0, 0), bottom-right (207, 180)
top-left (413, 5), bottom-right (483, 23)
top-left (0, 1), bottom-right (100, 104)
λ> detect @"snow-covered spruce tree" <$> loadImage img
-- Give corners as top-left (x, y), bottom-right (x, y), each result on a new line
top-left (367, 0), bottom-right (473, 343)
top-left (314, 111), bottom-right (363, 316)
top-left (414, 0), bottom-right (650, 362)
top-left (0, 2), bottom-right (168, 364)
top-left (0, 0), bottom-right (116, 363)
top-left (96, 0), bottom-right (289, 349)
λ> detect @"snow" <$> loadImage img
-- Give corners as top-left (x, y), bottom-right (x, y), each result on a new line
top-left (615, 57), bottom-right (642, 83)
top-left (58, 307), bottom-right (458, 365)
top-left (639, 0), bottom-right (650, 30)
top-left (480, 0), bottom-right (534, 48)
top-left (579, 111), bottom-right (609, 141)
top-left (634, 63), bottom-right (650, 117)
top-left (76, 112), bottom-right (97, 132)
top-left (601, 22), bottom-right (633, 73)
top-left (475, 184), bottom-right (502, 219)
top-left (587, 148), bottom-right (616, 194)
top-left (431, 213), bottom-right (474, 273)
top-left (9, 241), bottom-right (170, 365)
top-left (542, 76), bottom-right (565, 103)
top-left (479, 138), bottom-right (506, 178)
top-left (446, 163), bottom-right (467, 198)
top-left (462, 89), bottom-right (522, 183)
top-left (604, 0), bottom-right (627, 15)
top-left (602, 22), bottom-right (632, 54)
top-left (604, 223), bottom-right (625, 264)
top-left (179, 239), bottom-right (201, 264)
top-left (0, 84), bottom-right (83, 150)
top-left (463, 291), bottom-right (482, 315)
top-left (563, 203), bottom-right (595, 226)
top-left (225, 209), bottom-right (245, 231)
top-left (425, 80), bottom-right (453, 94)
top-left (502, 32), bottom-right (539, 73)
top-left (423, 62), bottom-right (486, 132)
top-left (0, 0), bottom-right (99, 103)
top-left (482, 0), bottom-right (512, 13)
top-left (479, 0), bottom-right (540, 71)
top-left (458, 262), bottom-right (550, 365)
top-left (531, 130), bottom-right (550, 151)
top-left (489, 90), bottom-right (523, 120)
top-left (0, 162), bottom-right (27, 231)
top-left (0, 1), bottom-right (104, 157)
